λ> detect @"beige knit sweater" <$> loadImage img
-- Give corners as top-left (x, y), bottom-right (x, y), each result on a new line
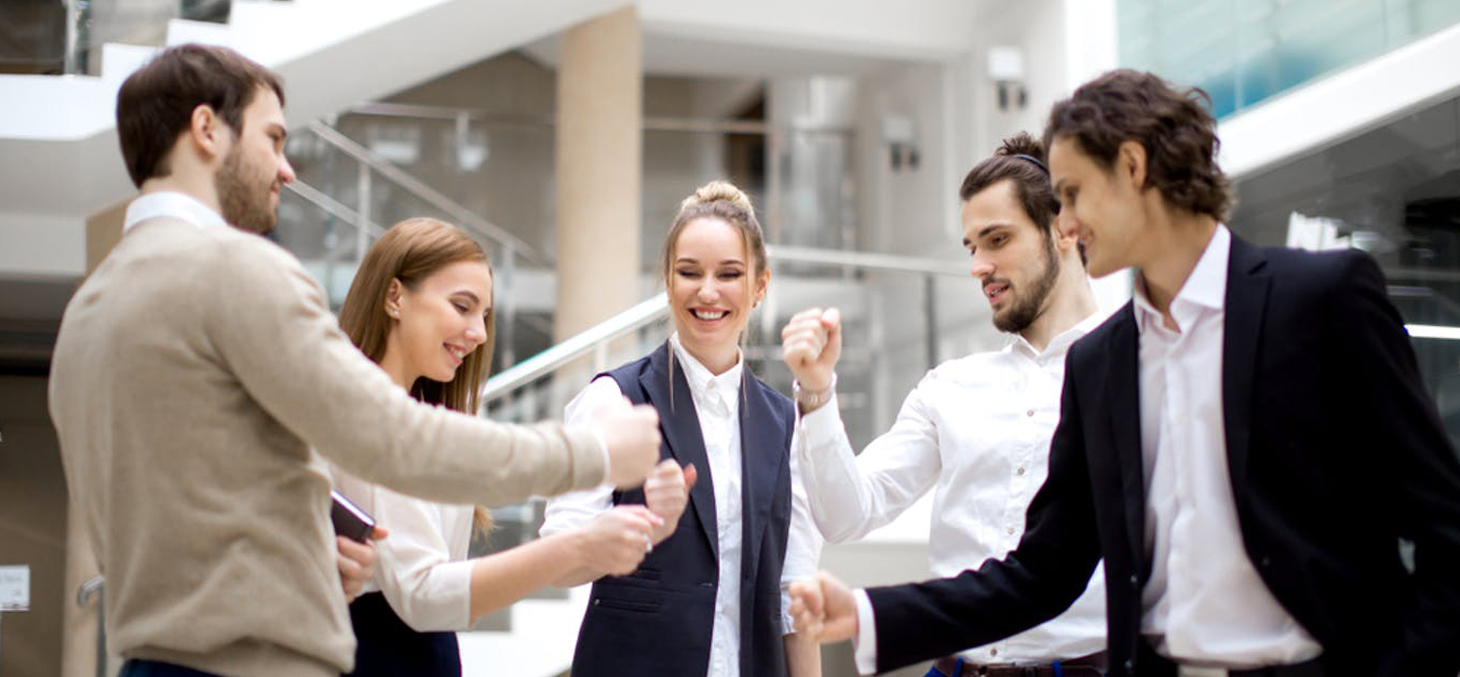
top-left (49, 218), bottom-right (604, 676)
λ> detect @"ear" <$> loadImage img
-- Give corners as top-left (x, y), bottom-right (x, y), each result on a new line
top-left (384, 278), bottom-right (404, 319)
top-left (1117, 140), bottom-right (1147, 192)
top-left (753, 268), bottom-right (770, 307)
top-left (188, 104), bottom-right (228, 162)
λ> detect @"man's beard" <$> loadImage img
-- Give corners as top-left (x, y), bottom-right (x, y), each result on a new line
top-left (992, 235), bottom-right (1061, 334)
top-left (216, 146), bottom-right (277, 235)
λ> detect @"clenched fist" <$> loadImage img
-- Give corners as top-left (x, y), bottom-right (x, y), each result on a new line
top-left (643, 459), bottom-right (697, 544)
top-left (781, 307), bottom-right (842, 397)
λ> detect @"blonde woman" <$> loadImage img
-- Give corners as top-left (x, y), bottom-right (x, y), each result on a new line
top-left (542, 182), bottom-right (823, 677)
top-left (330, 218), bottom-right (687, 676)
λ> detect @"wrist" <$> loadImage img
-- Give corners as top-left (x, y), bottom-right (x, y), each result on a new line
top-left (793, 374), bottom-right (837, 414)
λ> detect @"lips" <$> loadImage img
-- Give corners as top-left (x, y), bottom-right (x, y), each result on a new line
top-left (444, 343), bottom-right (469, 366)
top-left (984, 281), bottom-right (1010, 307)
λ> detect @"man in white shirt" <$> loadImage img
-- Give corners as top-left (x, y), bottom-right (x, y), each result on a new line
top-left (789, 70), bottom-right (1460, 677)
top-left (780, 132), bottom-right (1108, 676)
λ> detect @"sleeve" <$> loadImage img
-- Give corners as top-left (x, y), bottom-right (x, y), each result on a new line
top-left (1331, 251), bottom-right (1460, 675)
top-left (204, 240), bottom-right (607, 506)
top-left (796, 379), bottom-right (943, 543)
top-left (539, 376), bottom-right (625, 537)
top-left (368, 487), bottom-right (475, 632)
top-left (862, 354), bottom-right (1102, 673)
top-left (780, 422), bottom-right (825, 634)
top-left (852, 589), bottom-right (880, 675)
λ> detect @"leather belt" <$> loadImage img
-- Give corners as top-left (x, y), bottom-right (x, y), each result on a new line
top-left (931, 651), bottom-right (1109, 677)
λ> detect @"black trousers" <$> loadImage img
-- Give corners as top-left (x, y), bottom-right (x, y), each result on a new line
top-left (345, 591), bottom-right (462, 677)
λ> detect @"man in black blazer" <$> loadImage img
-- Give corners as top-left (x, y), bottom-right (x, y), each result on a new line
top-left (790, 69), bottom-right (1460, 677)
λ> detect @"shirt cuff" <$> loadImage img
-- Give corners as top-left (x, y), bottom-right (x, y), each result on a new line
top-left (797, 392), bottom-right (843, 450)
top-left (853, 588), bottom-right (878, 675)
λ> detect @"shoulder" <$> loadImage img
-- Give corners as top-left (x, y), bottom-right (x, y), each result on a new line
top-left (1068, 302), bottom-right (1133, 363)
top-left (746, 370), bottom-right (795, 419)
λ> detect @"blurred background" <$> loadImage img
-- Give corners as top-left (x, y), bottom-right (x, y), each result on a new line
top-left (2, 1), bottom-right (1458, 674)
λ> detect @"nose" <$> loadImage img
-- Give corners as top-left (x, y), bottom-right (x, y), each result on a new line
top-left (465, 314), bottom-right (487, 346)
top-left (696, 278), bottom-right (718, 303)
top-left (278, 154), bottom-right (297, 185)
top-left (970, 250), bottom-right (995, 281)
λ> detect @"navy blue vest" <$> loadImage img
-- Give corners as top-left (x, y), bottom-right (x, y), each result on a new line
top-left (570, 342), bottom-right (796, 677)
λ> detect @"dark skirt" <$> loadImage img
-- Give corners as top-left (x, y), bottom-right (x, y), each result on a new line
top-left (345, 591), bottom-right (462, 677)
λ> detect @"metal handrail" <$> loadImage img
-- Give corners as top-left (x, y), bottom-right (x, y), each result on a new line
top-left (481, 293), bottom-right (669, 404)
top-left (303, 121), bottom-right (549, 267)
top-left (284, 179), bottom-right (387, 239)
top-left (766, 244), bottom-right (967, 277)
top-left (479, 247), bottom-right (970, 404)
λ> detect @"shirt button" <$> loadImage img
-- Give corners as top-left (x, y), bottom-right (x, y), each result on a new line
top-left (1015, 467), bottom-right (1026, 476)
top-left (1026, 409), bottom-right (1035, 417)
top-left (990, 648), bottom-right (998, 657)
top-left (1006, 526), bottom-right (1015, 535)
top-left (1129, 574), bottom-right (1138, 586)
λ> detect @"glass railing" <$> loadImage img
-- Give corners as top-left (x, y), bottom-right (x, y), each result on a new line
top-left (1117, 0), bottom-right (1460, 118)
top-left (280, 120), bottom-right (553, 371)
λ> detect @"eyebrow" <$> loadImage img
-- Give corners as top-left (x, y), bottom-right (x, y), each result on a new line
top-left (675, 257), bottom-right (746, 266)
top-left (452, 290), bottom-right (482, 306)
top-left (963, 223), bottom-right (1012, 247)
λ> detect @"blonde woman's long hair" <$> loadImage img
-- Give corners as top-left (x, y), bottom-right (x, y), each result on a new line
top-left (337, 217), bottom-right (495, 533)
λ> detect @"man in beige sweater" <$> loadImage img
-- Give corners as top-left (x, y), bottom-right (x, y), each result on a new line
top-left (49, 44), bottom-right (661, 677)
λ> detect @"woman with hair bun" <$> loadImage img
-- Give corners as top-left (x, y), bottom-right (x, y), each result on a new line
top-left (542, 182), bottom-right (823, 676)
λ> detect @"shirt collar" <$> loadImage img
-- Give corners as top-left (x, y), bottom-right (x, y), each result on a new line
top-left (123, 191), bottom-right (229, 232)
top-left (669, 333), bottom-right (743, 403)
top-left (1132, 224), bottom-right (1231, 334)
top-left (1007, 310), bottom-right (1104, 361)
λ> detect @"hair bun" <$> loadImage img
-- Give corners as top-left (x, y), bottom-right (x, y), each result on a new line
top-left (681, 180), bottom-right (755, 214)
top-left (994, 131), bottom-right (1046, 163)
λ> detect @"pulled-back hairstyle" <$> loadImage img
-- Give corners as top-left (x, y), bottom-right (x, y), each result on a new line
top-left (1043, 69), bottom-right (1232, 221)
top-left (959, 132), bottom-right (1061, 236)
top-left (662, 180), bottom-right (768, 285)
top-left (116, 43), bottom-right (285, 188)
top-left (337, 217), bottom-right (495, 532)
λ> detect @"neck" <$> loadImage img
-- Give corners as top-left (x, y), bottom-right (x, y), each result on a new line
top-left (377, 348), bottom-right (418, 392)
top-left (680, 336), bottom-right (740, 376)
top-left (1019, 256), bottom-right (1099, 352)
top-left (1137, 208), bottom-right (1219, 321)
top-left (140, 173), bottom-right (222, 216)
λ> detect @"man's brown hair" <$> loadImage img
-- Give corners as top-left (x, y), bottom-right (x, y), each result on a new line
top-left (116, 43), bottom-right (284, 188)
top-left (1043, 69), bottom-right (1232, 221)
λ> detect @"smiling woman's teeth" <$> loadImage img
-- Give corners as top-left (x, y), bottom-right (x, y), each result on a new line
top-left (694, 309), bottom-right (726, 320)
top-left (447, 346), bottom-right (466, 359)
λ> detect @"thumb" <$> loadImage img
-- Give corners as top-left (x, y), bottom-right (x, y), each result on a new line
top-left (368, 526), bottom-right (389, 541)
top-left (682, 463), bottom-right (698, 490)
top-left (822, 308), bottom-right (842, 342)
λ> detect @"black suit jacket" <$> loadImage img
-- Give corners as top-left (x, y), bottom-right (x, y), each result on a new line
top-left (571, 342), bottom-right (797, 677)
top-left (866, 236), bottom-right (1460, 676)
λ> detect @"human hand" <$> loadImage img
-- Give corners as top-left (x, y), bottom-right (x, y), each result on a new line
top-left (579, 505), bottom-right (663, 577)
top-left (781, 308), bottom-right (842, 396)
top-left (592, 396), bottom-right (662, 489)
top-left (788, 571), bottom-right (858, 642)
top-left (644, 460), bottom-right (697, 543)
top-left (336, 526), bottom-right (388, 602)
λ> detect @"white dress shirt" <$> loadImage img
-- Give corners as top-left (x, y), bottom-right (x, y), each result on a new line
top-left (840, 315), bottom-right (1109, 673)
top-left (331, 467), bottom-right (477, 632)
top-left (124, 191), bottom-right (228, 231)
top-left (542, 334), bottom-right (822, 677)
top-left (1133, 225), bottom-right (1322, 666)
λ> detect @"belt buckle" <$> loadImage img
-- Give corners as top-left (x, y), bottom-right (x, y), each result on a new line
top-left (1178, 667), bottom-right (1229, 677)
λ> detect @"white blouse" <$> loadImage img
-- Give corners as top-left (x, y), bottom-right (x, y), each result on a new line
top-left (332, 465), bottom-right (477, 632)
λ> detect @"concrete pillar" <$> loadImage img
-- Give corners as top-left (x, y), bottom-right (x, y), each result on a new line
top-left (554, 6), bottom-right (642, 341)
